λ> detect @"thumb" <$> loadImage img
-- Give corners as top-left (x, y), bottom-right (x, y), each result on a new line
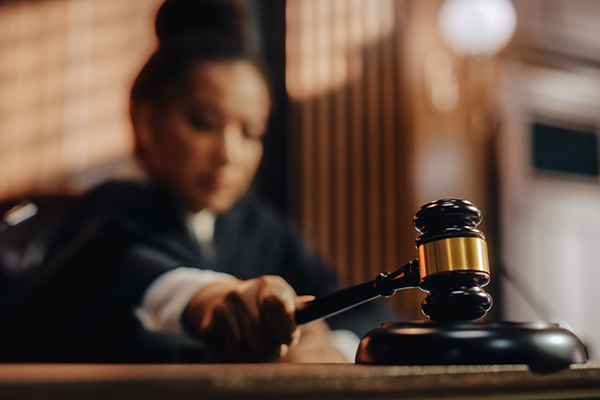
top-left (294, 295), bottom-right (316, 308)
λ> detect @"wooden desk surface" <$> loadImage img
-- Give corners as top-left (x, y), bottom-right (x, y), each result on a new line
top-left (1, 363), bottom-right (600, 400)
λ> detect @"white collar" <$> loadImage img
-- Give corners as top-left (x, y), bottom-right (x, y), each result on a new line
top-left (188, 208), bottom-right (217, 246)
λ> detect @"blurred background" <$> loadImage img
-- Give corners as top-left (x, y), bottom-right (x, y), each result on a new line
top-left (1, 0), bottom-right (600, 361)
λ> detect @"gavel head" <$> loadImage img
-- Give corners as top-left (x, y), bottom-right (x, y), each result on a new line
top-left (413, 198), bottom-right (492, 321)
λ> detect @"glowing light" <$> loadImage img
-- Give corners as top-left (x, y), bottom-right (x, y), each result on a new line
top-left (438, 0), bottom-right (517, 56)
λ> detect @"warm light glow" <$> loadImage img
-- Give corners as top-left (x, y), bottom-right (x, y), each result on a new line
top-left (286, 0), bottom-right (395, 100)
top-left (0, 0), bottom-right (161, 199)
top-left (438, 0), bottom-right (517, 56)
top-left (424, 50), bottom-right (459, 112)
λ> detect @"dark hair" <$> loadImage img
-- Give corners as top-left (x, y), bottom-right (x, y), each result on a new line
top-left (131, 0), bottom-right (263, 106)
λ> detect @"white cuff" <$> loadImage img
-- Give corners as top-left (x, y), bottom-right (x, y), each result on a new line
top-left (329, 329), bottom-right (361, 362)
top-left (134, 267), bottom-right (235, 339)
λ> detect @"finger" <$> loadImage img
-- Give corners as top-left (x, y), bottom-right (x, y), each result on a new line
top-left (289, 326), bottom-right (301, 347)
top-left (220, 295), bottom-right (243, 344)
top-left (295, 295), bottom-right (316, 307)
top-left (279, 344), bottom-right (289, 359)
top-left (200, 317), bottom-right (233, 362)
top-left (227, 291), bottom-right (281, 362)
top-left (254, 277), bottom-right (297, 345)
top-left (202, 304), bottom-right (245, 362)
top-left (220, 293), bottom-right (257, 362)
top-left (260, 292), bottom-right (298, 345)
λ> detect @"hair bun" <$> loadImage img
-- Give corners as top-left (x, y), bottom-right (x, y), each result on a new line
top-left (155, 0), bottom-right (247, 44)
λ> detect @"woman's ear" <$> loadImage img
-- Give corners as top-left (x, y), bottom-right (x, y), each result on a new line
top-left (130, 102), bottom-right (156, 162)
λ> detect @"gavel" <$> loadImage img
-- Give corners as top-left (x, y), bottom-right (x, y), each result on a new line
top-left (294, 198), bottom-right (588, 371)
top-left (295, 198), bottom-right (492, 324)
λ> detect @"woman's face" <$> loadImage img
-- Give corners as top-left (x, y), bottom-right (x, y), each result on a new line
top-left (137, 60), bottom-right (271, 213)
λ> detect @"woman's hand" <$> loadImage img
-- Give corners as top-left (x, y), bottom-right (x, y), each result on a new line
top-left (277, 320), bottom-right (350, 363)
top-left (183, 275), bottom-right (304, 362)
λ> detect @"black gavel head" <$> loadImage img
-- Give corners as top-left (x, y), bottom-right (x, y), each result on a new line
top-left (413, 199), bottom-right (492, 321)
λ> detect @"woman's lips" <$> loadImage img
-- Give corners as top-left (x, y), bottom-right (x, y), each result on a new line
top-left (197, 174), bottom-right (227, 191)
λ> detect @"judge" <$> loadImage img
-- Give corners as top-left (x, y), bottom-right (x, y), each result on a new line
top-left (1, 0), bottom-right (394, 363)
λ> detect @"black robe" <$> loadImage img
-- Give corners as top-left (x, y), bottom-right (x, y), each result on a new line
top-left (0, 180), bottom-right (396, 362)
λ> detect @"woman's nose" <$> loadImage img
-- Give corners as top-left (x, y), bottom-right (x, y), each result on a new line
top-left (214, 124), bottom-right (243, 164)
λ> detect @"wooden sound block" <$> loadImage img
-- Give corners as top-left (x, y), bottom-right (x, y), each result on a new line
top-left (355, 321), bottom-right (588, 372)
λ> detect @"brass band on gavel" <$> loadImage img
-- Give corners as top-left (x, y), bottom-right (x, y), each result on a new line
top-left (417, 237), bottom-right (489, 279)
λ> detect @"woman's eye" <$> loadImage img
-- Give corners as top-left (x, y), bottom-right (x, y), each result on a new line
top-left (244, 123), bottom-right (266, 141)
top-left (244, 131), bottom-right (264, 141)
top-left (188, 114), bottom-right (217, 131)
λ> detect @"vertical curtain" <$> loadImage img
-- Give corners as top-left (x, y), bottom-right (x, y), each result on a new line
top-left (286, 0), bottom-right (417, 309)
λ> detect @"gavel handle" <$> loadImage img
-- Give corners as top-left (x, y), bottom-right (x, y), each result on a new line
top-left (294, 259), bottom-right (421, 325)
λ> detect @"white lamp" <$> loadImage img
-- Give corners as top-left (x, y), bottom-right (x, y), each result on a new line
top-left (438, 0), bottom-right (517, 56)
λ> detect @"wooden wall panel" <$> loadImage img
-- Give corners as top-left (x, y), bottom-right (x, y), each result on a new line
top-left (287, 0), bottom-right (419, 317)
